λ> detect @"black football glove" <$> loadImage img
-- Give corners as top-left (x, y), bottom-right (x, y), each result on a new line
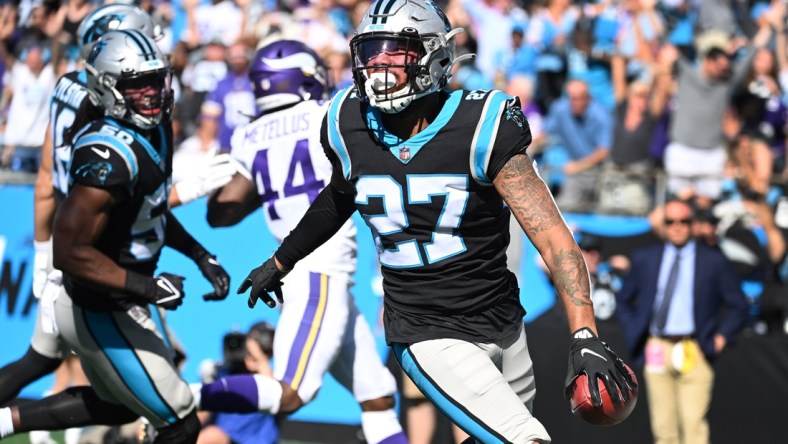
top-left (195, 253), bottom-right (230, 301)
top-left (148, 273), bottom-right (186, 310)
top-left (564, 327), bottom-right (637, 407)
top-left (236, 256), bottom-right (289, 309)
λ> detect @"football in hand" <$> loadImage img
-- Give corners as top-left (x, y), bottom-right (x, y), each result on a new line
top-left (569, 364), bottom-right (638, 426)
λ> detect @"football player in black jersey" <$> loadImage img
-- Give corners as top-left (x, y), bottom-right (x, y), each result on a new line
top-left (0, 30), bottom-right (229, 444)
top-left (237, 0), bottom-right (636, 442)
top-left (0, 30), bottom-right (294, 444)
top-left (0, 2), bottom-right (235, 418)
top-left (0, 5), bottom-right (167, 410)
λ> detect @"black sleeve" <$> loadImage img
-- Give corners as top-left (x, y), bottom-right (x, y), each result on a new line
top-left (486, 96), bottom-right (533, 181)
top-left (164, 211), bottom-right (208, 261)
top-left (69, 137), bottom-right (136, 191)
top-left (276, 182), bottom-right (357, 269)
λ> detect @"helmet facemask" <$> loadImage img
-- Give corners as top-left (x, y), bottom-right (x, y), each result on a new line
top-left (351, 27), bottom-right (467, 113)
top-left (115, 70), bottom-right (173, 128)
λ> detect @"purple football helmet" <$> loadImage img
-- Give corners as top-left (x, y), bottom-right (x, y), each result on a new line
top-left (249, 40), bottom-right (330, 113)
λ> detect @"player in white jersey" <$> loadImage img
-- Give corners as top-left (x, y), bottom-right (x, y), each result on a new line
top-left (207, 40), bottom-right (407, 444)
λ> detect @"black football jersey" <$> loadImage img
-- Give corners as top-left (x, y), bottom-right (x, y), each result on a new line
top-left (64, 117), bottom-right (173, 310)
top-left (50, 70), bottom-right (91, 202)
top-left (321, 88), bottom-right (533, 344)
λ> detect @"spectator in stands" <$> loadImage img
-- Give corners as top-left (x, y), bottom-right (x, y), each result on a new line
top-left (461, 0), bottom-right (524, 88)
top-left (44, 0), bottom-right (94, 54)
top-left (566, 16), bottom-right (614, 110)
top-left (0, 2), bottom-right (18, 46)
top-left (609, 53), bottom-right (669, 171)
top-left (767, 6), bottom-right (788, 180)
top-left (325, 50), bottom-right (353, 92)
top-left (617, 198), bottom-right (748, 444)
top-left (493, 23), bottom-right (536, 89)
top-left (196, 41), bottom-right (255, 153)
top-left (544, 78), bottom-right (612, 212)
top-left (736, 4), bottom-right (788, 181)
top-left (576, 231), bottom-right (625, 322)
top-left (727, 128), bottom-right (774, 197)
top-left (286, 0), bottom-right (350, 57)
top-left (596, 52), bottom-right (670, 215)
top-left (659, 24), bottom-right (771, 205)
top-left (527, 0), bottom-right (578, 110)
top-left (615, 0), bottom-right (665, 80)
top-left (182, 0), bottom-right (243, 48)
top-left (178, 40), bottom-right (229, 138)
top-left (537, 229), bottom-right (627, 322)
top-left (693, 206), bottom-right (721, 249)
top-left (0, 44), bottom-right (55, 173)
top-left (15, 2), bottom-right (52, 57)
top-left (697, 0), bottom-right (738, 37)
top-left (716, 187), bottom-right (788, 336)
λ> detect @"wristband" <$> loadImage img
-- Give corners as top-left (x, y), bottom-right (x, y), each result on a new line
top-left (34, 239), bottom-right (52, 252)
top-left (124, 270), bottom-right (155, 300)
top-left (33, 239), bottom-right (52, 267)
top-left (190, 243), bottom-right (211, 262)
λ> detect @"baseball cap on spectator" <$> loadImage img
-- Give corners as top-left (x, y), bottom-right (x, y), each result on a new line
top-left (695, 207), bottom-right (720, 225)
top-left (695, 30), bottom-right (731, 58)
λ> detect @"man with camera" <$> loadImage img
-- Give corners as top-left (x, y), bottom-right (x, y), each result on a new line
top-left (197, 323), bottom-right (279, 444)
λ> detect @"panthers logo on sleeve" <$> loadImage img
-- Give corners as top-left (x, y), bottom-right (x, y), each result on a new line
top-left (69, 131), bottom-right (139, 190)
top-left (73, 159), bottom-right (113, 185)
top-left (504, 98), bottom-right (526, 129)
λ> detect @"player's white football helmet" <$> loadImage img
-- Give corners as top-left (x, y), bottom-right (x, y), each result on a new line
top-left (85, 30), bottom-right (172, 130)
top-left (77, 3), bottom-right (162, 60)
top-left (350, 0), bottom-right (472, 113)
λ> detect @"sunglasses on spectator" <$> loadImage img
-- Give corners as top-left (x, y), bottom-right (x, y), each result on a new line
top-left (664, 218), bottom-right (692, 226)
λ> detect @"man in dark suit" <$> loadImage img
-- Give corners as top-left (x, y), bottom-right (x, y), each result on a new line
top-left (616, 199), bottom-right (748, 444)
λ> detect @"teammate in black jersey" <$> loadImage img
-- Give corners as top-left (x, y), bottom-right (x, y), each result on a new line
top-left (0, 30), bottom-right (229, 444)
top-left (0, 5), bottom-right (167, 411)
top-left (237, 1), bottom-right (636, 442)
top-left (0, 3), bottom-right (235, 418)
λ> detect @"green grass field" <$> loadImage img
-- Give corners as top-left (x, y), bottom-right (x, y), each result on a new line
top-left (3, 432), bottom-right (64, 443)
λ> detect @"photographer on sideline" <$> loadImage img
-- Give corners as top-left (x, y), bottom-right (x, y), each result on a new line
top-left (197, 323), bottom-right (279, 444)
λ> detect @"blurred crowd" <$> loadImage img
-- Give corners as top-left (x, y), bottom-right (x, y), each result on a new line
top-left (0, 0), bottom-right (787, 203)
top-left (0, 0), bottom-right (786, 442)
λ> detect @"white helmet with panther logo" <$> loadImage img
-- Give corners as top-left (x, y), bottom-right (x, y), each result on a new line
top-left (350, 0), bottom-right (473, 113)
top-left (85, 30), bottom-right (172, 130)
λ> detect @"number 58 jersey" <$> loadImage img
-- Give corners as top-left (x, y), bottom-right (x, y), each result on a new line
top-left (231, 100), bottom-right (357, 278)
top-left (322, 88), bottom-right (533, 345)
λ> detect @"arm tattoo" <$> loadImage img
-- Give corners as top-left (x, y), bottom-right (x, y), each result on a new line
top-left (552, 249), bottom-right (592, 307)
top-left (496, 154), bottom-right (563, 233)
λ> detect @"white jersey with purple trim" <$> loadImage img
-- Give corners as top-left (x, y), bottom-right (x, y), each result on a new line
top-left (230, 99), bottom-right (356, 277)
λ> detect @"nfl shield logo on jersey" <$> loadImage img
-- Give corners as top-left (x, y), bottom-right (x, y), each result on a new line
top-left (399, 147), bottom-right (410, 161)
